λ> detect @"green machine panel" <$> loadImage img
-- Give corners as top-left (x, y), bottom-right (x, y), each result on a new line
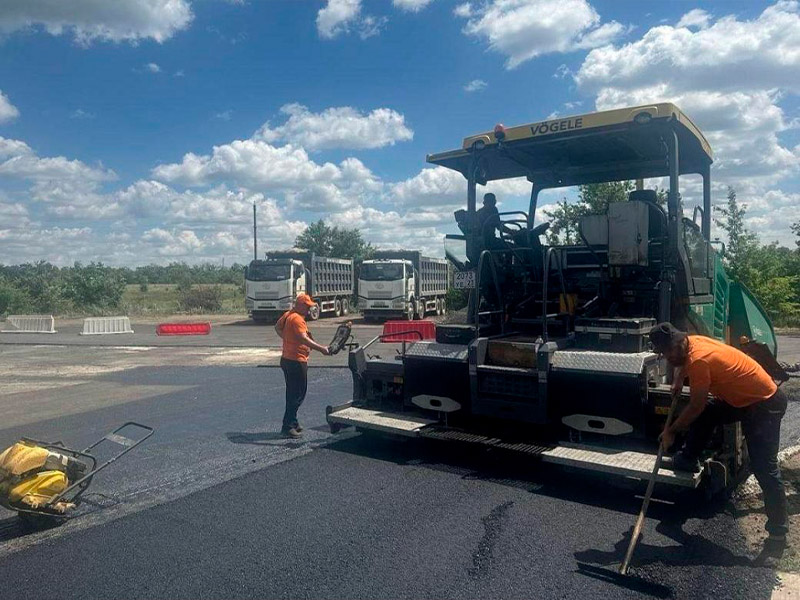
top-left (729, 282), bottom-right (778, 356)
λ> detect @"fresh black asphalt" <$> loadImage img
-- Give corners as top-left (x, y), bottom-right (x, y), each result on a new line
top-left (0, 364), bottom-right (793, 599)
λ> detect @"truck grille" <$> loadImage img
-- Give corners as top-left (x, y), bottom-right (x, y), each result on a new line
top-left (253, 291), bottom-right (279, 300)
top-left (368, 291), bottom-right (392, 299)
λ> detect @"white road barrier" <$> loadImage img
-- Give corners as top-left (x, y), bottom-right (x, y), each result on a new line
top-left (1, 314), bottom-right (57, 334)
top-left (80, 316), bottom-right (134, 335)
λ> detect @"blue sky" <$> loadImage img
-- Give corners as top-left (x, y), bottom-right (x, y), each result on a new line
top-left (0, 0), bottom-right (798, 265)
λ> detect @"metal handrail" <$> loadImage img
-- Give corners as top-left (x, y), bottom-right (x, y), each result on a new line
top-left (541, 247), bottom-right (567, 342)
top-left (474, 249), bottom-right (505, 334)
top-left (360, 330), bottom-right (425, 352)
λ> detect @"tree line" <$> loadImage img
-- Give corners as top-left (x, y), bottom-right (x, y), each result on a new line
top-left (0, 198), bottom-right (797, 325)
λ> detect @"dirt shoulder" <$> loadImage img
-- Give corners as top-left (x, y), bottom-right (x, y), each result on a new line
top-left (736, 450), bottom-right (800, 573)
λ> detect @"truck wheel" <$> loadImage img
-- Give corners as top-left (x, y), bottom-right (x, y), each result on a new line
top-left (334, 299), bottom-right (342, 317)
top-left (441, 299), bottom-right (447, 315)
top-left (342, 298), bottom-right (350, 315)
top-left (435, 299), bottom-right (442, 316)
top-left (416, 299), bottom-right (425, 319)
top-left (308, 304), bottom-right (320, 321)
top-left (405, 305), bottom-right (414, 321)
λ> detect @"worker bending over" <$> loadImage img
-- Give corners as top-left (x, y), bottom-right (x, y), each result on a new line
top-left (275, 294), bottom-right (330, 439)
top-left (650, 323), bottom-right (788, 558)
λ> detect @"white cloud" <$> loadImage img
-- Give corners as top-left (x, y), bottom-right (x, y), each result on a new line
top-left (576, 2), bottom-right (800, 95)
top-left (393, 0), bottom-right (434, 12)
top-left (464, 79), bottom-right (487, 93)
top-left (0, 136), bottom-right (115, 184)
top-left (677, 9), bottom-right (711, 30)
top-left (454, 3), bottom-right (473, 18)
top-left (153, 140), bottom-right (342, 189)
top-left (254, 103), bottom-right (413, 151)
top-left (553, 64), bottom-right (571, 79)
top-left (151, 132), bottom-right (385, 216)
top-left (145, 62), bottom-right (161, 73)
top-left (317, 0), bottom-right (361, 39)
top-left (0, 0), bottom-right (193, 45)
top-left (70, 108), bottom-right (94, 120)
top-left (457, 0), bottom-right (626, 68)
top-left (215, 110), bottom-right (233, 121)
top-left (316, 0), bottom-right (386, 40)
top-left (357, 14), bottom-right (387, 39)
top-left (141, 228), bottom-right (202, 256)
top-left (389, 166), bottom-right (531, 209)
top-left (0, 91), bottom-right (19, 123)
top-left (573, 2), bottom-right (800, 247)
top-left (328, 204), bottom-right (451, 255)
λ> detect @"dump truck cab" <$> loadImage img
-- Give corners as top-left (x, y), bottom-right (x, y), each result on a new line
top-left (328, 104), bottom-right (778, 492)
top-left (359, 258), bottom-right (415, 320)
top-left (245, 258), bottom-right (306, 321)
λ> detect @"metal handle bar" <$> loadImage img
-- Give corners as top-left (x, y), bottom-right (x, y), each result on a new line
top-left (47, 422), bottom-right (154, 507)
top-left (19, 438), bottom-right (99, 473)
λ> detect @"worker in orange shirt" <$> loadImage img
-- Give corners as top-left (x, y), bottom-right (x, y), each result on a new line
top-left (650, 322), bottom-right (788, 562)
top-left (275, 294), bottom-right (330, 439)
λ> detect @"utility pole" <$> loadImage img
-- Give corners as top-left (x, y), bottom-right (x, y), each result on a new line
top-left (253, 200), bottom-right (258, 261)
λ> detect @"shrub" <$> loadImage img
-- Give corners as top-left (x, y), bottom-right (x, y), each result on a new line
top-left (64, 262), bottom-right (126, 310)
top-left (179, 285), bottom-right (223, 313)
top-left (0, 280), bottom-right (32, 316)
top-left (445, 288), bottom-right (469, 311)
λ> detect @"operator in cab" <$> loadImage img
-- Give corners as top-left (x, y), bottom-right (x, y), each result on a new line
top-left (275, 294), bottom-right (330, 439)
top-left (476, 193), bottom-right (502, 248)
top-left (650, 322), bottom-right (788, 562)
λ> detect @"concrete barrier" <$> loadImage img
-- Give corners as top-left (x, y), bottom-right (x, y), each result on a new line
top-left (80, 316), bottom-right (134, 335)
top-left (1, 314), bottom-right (57, 334)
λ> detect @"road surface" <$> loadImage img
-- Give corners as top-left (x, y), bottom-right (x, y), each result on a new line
top-left (0, 326), bottom-right (797, 599)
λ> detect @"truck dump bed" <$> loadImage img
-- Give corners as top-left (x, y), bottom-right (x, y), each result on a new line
top-left (371, 250), bottom-right (448, 296)
top-left (266, 250), bottom-right (354, 298)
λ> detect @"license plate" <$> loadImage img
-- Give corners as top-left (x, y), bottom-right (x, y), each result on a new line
top-left (373, 302), bottom-right (388, 307)
top-left (454, 270), bottom-right (476, 289)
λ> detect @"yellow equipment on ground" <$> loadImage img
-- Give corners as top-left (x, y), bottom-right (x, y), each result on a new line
top-left (0, 440), bottom-right (83, 514)
top-left (0, 423), bottom-right (153, 523)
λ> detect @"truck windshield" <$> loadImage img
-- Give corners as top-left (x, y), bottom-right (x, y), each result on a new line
top-left (247, 264), bottom-right (291, 281)
top-left (360, 263), bottom-right (404, 281)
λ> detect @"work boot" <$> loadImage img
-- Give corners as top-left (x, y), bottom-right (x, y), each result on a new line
top-left (282, 428), bottom-right (302, 439)
top-left (667, 451), bottom-right (701, 473)
top-left (295, 424), bottom-right (304, 433)
top-left (753, 535), bottom-right (786, 568)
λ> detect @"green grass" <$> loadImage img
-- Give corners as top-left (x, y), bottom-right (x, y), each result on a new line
top-left (120, 284), bottom-right (245, 316)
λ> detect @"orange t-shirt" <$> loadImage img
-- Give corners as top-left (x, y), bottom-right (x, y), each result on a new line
top-left (685, 335), bottom-right (777, 407)
top-left (277, 311), bottom-right (310, 362)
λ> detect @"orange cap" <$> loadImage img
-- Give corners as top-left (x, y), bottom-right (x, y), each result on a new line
top-left (296, 293), bottom-right (316, 307)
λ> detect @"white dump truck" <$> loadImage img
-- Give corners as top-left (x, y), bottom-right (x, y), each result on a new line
top-left (358, 251), bottom-right (448, 321)
top-left (245, 251), bottom-right (354, 322)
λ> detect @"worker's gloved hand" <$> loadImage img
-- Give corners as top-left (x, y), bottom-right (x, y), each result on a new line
top-left (659, 427), bottom-right (676, 451)
top-left (325, 345), bottom-right (334, 356)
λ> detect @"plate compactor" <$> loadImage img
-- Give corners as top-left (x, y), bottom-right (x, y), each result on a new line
top-left (0, 422), bottom-right (153, 524)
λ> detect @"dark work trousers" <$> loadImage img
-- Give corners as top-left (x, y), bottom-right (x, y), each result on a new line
top-left (280, 357), bottom-right (308, 432)
top-left (683, 388), bottom-right (789, 536)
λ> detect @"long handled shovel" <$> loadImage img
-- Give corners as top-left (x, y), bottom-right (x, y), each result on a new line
top-left (618, 388), bottom-right (681, 575)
